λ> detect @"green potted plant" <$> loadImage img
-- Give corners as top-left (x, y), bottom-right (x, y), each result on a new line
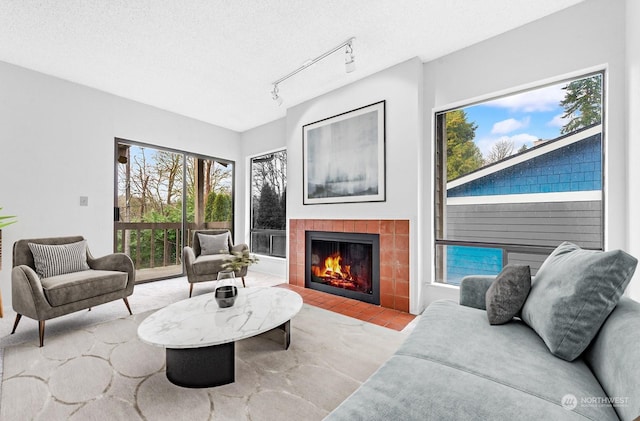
top-left (222, 249), bottom-right (259, 275)
top-left (0, 208), bottom-right (17, 271)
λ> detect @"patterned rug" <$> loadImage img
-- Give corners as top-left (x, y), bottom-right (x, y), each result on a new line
top-left (1, 303), bottom-right (406, 420)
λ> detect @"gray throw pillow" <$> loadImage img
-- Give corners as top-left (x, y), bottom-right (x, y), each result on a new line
top-left (485, 265), bottom-right (531, 325)
top-left (28, 240), bottom-right (91, 279)
top-left (520, 242), bottom-right (637, 361)
top-left (198, 232), bottom-right (230, 255)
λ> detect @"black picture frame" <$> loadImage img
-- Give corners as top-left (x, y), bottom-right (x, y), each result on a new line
top-left (303, 100), bottom-right (386, 205)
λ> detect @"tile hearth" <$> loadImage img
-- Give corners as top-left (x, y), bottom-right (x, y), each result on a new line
top-left (277, 284), bottom-right (415, 331)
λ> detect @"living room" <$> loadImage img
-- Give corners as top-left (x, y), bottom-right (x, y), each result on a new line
top-left (1, 0), bottom-right (639, 419)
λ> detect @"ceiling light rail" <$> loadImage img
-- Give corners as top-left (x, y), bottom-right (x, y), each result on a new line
top-left (271, 37), bottom-right (356, 106)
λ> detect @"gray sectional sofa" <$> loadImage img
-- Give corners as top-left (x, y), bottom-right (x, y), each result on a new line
top-left (326, 276), bottom-right (640, 421)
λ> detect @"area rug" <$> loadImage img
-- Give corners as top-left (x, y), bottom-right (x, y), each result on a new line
top-left (1, 304), bottom-right (406, 420)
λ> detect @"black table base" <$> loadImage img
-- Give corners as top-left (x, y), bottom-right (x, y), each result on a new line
top-left (164, 320), bottom-right (291, 388)
top-left (166, 342), bottom-right (235, 388)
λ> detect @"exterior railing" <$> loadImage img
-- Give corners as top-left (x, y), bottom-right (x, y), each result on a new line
top-left (114, 222), bottom-right (181, 269)
top-left (114, 221), bottom-right (232, 278)
top-left (434, 239), bottom-right (558, 286)
top-left (250, 229), bottom-right (287, 258)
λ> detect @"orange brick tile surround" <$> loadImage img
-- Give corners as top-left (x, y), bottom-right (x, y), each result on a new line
top-left (289, 219), bottom-right (410, 313)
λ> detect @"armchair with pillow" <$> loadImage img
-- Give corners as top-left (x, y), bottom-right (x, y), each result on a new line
top-left (11, 236), bottom-right (135, 347)
top-left (183, 229), bottom-right (249, 297)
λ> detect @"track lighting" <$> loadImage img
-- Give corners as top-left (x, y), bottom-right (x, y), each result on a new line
top-left (271, 37), bottom-right (356, 105)
top-left (345, 42), bottom-right (355, 73)
top-left (271, 84), bottom-right (283, 106)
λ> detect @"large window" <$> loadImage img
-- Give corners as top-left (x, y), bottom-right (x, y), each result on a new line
top-left (250, 150), bottom-right (287, 257)
top-left (435, 72), bottom-right (604, 285)
top-left (115, 139), bottom-right (234, 282)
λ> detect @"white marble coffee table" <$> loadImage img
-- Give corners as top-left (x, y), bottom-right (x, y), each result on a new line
top-left (138, 286), bottom-right (303, 388)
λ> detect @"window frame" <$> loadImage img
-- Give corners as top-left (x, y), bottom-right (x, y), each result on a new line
top-left (433, 70), bottom-right (606, 285)
top-left (113, 137), bottom-right (236, 282)
top-left (249, 148), bottom-right (287, 258)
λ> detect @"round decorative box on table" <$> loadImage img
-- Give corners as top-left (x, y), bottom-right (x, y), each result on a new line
top-left (215, 271), bottom-right (238, 308)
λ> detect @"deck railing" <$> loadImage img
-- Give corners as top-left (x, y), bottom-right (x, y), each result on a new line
top-left (434, 239), bottom-right (579, 285)
top-left (114, 222), bottom-right (182, 269)
top-left (114, 221), bottom-right (232, 279)
top-left (250, 229), bottom-right (287, 258)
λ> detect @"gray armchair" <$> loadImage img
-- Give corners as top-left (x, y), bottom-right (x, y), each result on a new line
top-left (183, 229), bottom-right (248, 297)
top-left (11, 236), bottom-right (135, 346)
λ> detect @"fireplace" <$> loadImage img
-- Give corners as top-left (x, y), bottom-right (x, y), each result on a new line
top-left (306, 231), bottom-right (380, 305)
top-left (290, 219), bottom-right (410, 312)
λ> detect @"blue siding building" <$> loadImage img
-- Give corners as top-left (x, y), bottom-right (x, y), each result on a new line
top-left (448, 133), bottom-right (601, 197)
top-left (444, 126), bottom-right (602, 285)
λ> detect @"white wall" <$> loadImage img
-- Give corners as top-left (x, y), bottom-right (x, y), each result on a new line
top-left (625, 0), bottom-right (640, 301)
top-left (239, 60), bottom-right (427, 312)
top-left (239, 118), bottom-right (287, 277)
top-left (0, 61), bottom-right (241, 305)
top-left (286, 58), bottom-right (424, 313)
top-left (422, 0), bottom-right (629, 305)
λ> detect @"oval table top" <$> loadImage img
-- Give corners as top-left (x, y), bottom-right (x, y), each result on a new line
top-left (138, 287), bottom-right (303, 349)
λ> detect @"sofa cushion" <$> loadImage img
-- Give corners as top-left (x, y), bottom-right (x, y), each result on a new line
top-left (521, 242), bottom-right (637, 361)
top-left (198, 232), bottom-right (229, 255)
top-left (326, 354), bottom-right (600, 421)
top-left (28, 240), bottom-right (90, 279)
top-left (192, 254), bottom-right (228, 276)
top-left (485, 265), bottom-right (531, 324)
top-left (403, 301), bottom-right (618, 419)
top-left (328, 300), bottom-right (618, 421)
top-left (41, 270), bottom-right (128, 307)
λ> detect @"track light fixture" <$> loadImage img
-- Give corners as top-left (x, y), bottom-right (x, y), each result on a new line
top-left (345, 42), bottom-right (355, 73)
top-left (271, 84), bottom-right (283, 106)
top-left (271, 37), bottom-right (356, 105)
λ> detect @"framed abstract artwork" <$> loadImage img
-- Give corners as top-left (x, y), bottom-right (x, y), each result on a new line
top-left (303, 100), bottom-right (385, 205)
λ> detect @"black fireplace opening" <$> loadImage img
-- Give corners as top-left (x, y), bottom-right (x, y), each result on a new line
top-left (305, 231), bottom-right (380, 305)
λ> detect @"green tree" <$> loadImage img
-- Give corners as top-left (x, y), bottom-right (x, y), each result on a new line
top-left (211, 193), bottom-right (232, 222)
top-left (256, 183), bottom-right (281, 229)
top-left (560, 74), bottom-right (602, 134)
top-left (446, 110), bottom-right (483, 179)
top-left (204, 192), bottom-right (217, 222)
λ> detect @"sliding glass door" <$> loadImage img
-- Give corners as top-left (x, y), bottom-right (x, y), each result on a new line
top-left (114, 139), bottom-right (234, 282)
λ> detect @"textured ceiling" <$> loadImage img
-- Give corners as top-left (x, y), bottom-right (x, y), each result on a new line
top-left (0, 0), bottom-right (584, 132)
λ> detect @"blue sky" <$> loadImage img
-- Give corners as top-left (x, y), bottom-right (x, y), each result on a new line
top-left (464, 81), bottom-right (571, 158)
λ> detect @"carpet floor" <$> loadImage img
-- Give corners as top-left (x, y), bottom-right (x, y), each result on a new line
top-left (1, 299), bottom-right (406, 420)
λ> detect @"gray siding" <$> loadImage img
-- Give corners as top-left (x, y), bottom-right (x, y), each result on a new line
top-left (446, 200), bottom-right (603, 250)
top-left (506, 252), bottom-right (547, 276)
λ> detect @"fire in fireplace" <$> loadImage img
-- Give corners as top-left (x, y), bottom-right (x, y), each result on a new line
top-left (306, 231), bottom-right (380, 305)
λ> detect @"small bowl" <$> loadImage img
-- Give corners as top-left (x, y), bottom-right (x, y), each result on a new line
top-left (215, 285), bottom-right (238, 308)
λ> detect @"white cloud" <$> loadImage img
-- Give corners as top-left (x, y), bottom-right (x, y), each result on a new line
top-left (483, 84), bottom-right (565, 112)
top-left (491, 116), bottom-right (530, 135)
top-left (548, 113), bottom-right (570, 128)
top-left (476, 133), bottom-right (539, 157)
top-left (510, 133), bottom-right (539, 148)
